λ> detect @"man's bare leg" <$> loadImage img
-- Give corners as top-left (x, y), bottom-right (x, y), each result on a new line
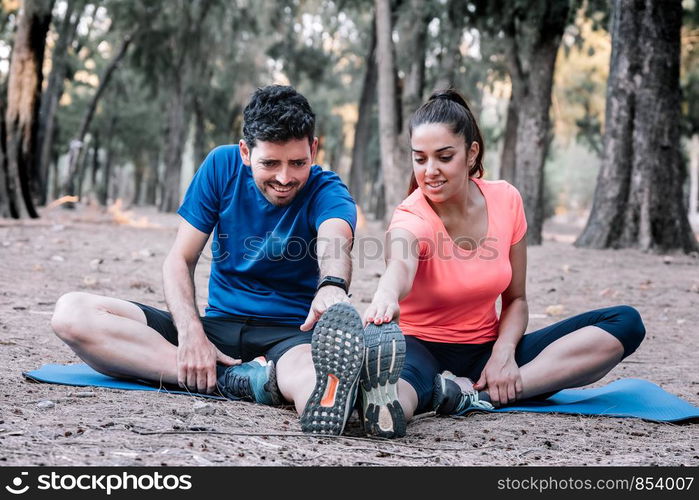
top-left (51, 291), bottom-right (179, 384)
top-left (275, 343), bottom-right (316, 415)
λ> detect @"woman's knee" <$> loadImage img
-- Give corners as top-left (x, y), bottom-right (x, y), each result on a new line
top-left (51, 292), bottom-right (98, 344)
top-left (610, 305), bottom-right (646, 355)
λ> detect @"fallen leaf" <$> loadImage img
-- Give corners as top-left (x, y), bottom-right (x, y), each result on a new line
top-left (545, 304), bottom-right (566, 316)
top-left (638, 280), bottom-right (652, 290)
top-left (83, 276), bottom-right (98, 287)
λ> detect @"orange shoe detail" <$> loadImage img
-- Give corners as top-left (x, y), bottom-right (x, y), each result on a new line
top-left (320, 374), bottom-right (339, 407)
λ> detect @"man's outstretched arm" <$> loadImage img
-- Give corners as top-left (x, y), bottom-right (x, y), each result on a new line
top-left (300, 218), bottom-right (354, 331)
top-left (162, 218), bottom-right (239, 393)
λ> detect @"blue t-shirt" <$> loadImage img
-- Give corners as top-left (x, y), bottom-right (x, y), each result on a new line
top-left (177, 145), bottom-right (357, 325)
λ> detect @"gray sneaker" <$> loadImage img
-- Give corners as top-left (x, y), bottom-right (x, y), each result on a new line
top-left (300, 302), bottom-right (365, 435)
top-left (359, 321), bottom-right (406, 438)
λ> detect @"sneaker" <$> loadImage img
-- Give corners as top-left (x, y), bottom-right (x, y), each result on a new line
top-left (432, 371), bottom-right (494, 415)
top-left (300, 302), bottom-right (365, 435)
top-left (217, 356), bottom-right (282, 406)
top-left (359, 321), bottom-right (407, 438)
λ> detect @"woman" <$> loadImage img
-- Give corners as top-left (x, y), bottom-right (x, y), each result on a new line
top-left (364, 89), bottom-right (646, 426)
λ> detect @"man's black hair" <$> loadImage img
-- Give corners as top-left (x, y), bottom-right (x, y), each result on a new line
top-left (242, 85), bottom-right (316, 149)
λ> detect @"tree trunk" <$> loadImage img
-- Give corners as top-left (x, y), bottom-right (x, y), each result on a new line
top-left (76, 136), bottom-right (90, 200)
top-left (399, 0), bottom-right (428, 134)
top-left (349, 17), bottom-right (377, 209)
top-left (499, 97), bottom-right (518, 183)
top-left (99, 123), bottom-right (115, 207)
top-left (4, 0), bottom-right (54, 219)
top-left (375, 0), bottom-right (405, 220)
top-left (90, 132), bottom-right (99, 187)
top-left (433, 0), bottom-right (466, 90)
top-left (508, 2), bottom-right (570, 246)
top-left (36, 0), bottom-right (80, 205)
top-left (132, 153), bottom-right (145, 206)
top-left (143, 149), bottom-right (159, 206)
top-left (193, 98), bottom-right (207, 168)
top-left (576, 0), bottom-right (697, 252)
top-left (50, 151), bottom-right (59, 204)
top-left (62, 31), bottom-right (134, 198)
top-left (690, 134), bottom-right (698, 223)
top-left (369, 160), bottom-right (386, 221)
top-left (397, 0), bottom-right (429, 176)
top-left (159, 80), bottom-right (189, 212)
top-left (0, 92), bottom-right (12, 218)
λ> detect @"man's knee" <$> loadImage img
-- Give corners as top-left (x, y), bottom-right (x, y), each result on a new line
top-left (51, 292), bottom-right (96, 344)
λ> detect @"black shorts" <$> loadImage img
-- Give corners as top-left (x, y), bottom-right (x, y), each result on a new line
top-left (130, 302), bottom-right (312, 364)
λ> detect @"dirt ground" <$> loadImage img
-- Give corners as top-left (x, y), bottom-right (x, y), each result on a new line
top-left (0, 203), bottom-right (697, 466)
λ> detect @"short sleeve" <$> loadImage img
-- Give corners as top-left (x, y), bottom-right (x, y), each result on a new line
top-left (309, 171), bottom-right (357, 235)
top-left (177, 148), bottom-right (222, 234)
top-left (388, 206), bottom-right (433, 257)
top-left (510, 185), bottom-right (527, 245)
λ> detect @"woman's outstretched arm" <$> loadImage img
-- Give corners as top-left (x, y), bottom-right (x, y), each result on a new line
top-left (363, 228), bottom-right (420, 326)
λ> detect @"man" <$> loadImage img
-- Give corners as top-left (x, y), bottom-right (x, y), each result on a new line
top-left (51, 85), bottom-right (405, 438)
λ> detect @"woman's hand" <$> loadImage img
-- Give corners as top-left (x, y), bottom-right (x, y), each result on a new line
top-left (363, 288), bottom-right (400, 326)
top-left (473, 348), bottom-right (523, 407)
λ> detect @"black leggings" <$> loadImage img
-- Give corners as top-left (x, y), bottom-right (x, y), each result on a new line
top-left (401, 305), bottom-right (646, 413)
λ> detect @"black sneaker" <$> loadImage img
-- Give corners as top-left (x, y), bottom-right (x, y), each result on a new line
top-left (300, 302), bottom-right (365, 435)
top-left (432, 371), bottom-right (494, 415)
top-left (359, 321), bottom-right (407, 438)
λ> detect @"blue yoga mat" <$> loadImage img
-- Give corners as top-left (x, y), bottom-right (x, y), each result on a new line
top-left (23, 364), bottom-right (699, 422)
top-left (23, 363), bottom-right (227, 400)
top-left (485, 378), bottom-right (699, 422)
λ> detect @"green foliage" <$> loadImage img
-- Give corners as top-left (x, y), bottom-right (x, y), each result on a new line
top-left (2, 0), bottom-right (695, 212)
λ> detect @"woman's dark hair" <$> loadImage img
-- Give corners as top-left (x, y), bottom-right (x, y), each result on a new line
top-left (407, 88), bottom-right (485, 195)
top-left (243, 85), bottom-right (315, 149)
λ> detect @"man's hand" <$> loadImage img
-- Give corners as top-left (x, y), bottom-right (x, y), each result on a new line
top-left (473, 348), bottom-right (522, 407)
top-left (300, 285), bottom-right (350, 331)
top-left (177, 328), bottom-right (240, 393)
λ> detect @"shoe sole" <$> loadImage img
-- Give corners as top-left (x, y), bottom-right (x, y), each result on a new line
top-left (300, 303), bottom-right (365, 435)
top-left (360, 322), bottom-right (406, 438)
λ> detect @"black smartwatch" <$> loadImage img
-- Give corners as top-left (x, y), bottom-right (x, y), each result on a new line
top-left (316, 276), bottom-right (349, 294)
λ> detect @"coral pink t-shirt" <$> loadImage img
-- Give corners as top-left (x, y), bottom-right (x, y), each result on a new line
top-left (387, 178), bottom-right (527, 344)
